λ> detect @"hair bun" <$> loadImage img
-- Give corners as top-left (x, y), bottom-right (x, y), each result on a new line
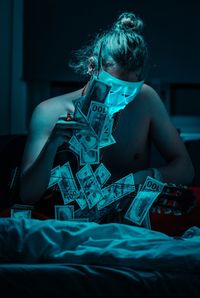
top-left (114, 12), bottom-right (144, 34)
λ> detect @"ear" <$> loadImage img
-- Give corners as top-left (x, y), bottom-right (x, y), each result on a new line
top-left (87, 56), bottom-right (96, 75)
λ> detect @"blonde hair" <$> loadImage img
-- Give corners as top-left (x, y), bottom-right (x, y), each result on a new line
top-left (69, 12), bottom-right (148, 79)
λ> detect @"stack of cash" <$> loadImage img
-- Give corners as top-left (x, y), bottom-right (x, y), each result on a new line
top-left (69, 102), bottom-right (116, 165)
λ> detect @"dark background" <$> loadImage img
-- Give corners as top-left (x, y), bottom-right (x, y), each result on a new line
top-left (24, 0), bottom-right (200, 83)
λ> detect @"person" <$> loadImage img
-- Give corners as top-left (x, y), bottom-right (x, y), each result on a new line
top-left (20, 12), bottom-right (194, 205)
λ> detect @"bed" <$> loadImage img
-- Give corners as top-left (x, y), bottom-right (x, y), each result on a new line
top-left (0, 217), bottom-right (200, 298)
top-left (1, 135), bottom-right (200, 297)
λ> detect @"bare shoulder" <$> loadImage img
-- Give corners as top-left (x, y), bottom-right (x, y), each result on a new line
top-left (30, 88), bottom-right (83, 132)
top-left (137, 83), bottom-right (168, 116)
top-left (139, 83), bottom-right (161, 103)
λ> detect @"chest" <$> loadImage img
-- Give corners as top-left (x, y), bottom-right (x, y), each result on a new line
top-left (101, 103), bottom-right (151, 176)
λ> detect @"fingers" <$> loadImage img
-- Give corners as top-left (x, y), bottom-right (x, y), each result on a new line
top-left (56, 120), bottom-right (89, 130)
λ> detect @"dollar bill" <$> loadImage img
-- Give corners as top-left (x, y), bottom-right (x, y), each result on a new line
top-left (75, 128), bottom-right (98, 151)
top-left (73, 104), bottom-right (89, 125)
top-left (87, 101), bottom-right (108, 139)
top-left (80, 147), bottom-right (100, 165)
top-left (75, 190), bottom-right (88, 210)
top-left (12, 204), bottom-right (34, 210)
top-left (69, 136), bottom-right (81, 155)
top-left (76, 164), bottom-right (104, 209)
top-left (141, 176), bottom-right (165, 192)
top-left (94, 163), bottom-right (111, 186)
top-left (141, 211), bottom-right (151, 229)
top-left (54, 205), bottom-right (74, 220)
top-left (11, 209), bottom-right (32, 219)
top-left (47, 165), bottom-right (62, 189)
top-left (99, 135), bottom-right (116, 148)
top-left (124, 176), bottom-right (165, 225)
top-left (100, 115), bottom-right (114, 143)
top-left (81, 78), bottom-right (111, 115)
top-left (58, 162), bottom-right (79, 204)
top-left (97, 173), bottom-right (135, 210)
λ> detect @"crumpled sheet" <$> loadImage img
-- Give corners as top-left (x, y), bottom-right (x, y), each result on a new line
top-left (0, 218), bottom-right (200, 272)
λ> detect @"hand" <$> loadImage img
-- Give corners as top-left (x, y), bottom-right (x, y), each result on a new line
top-left (49, 116), bottom-right (89, 146)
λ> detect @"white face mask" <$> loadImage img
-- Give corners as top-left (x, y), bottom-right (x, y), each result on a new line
top-left (96, 70), bottom-right (144, 116)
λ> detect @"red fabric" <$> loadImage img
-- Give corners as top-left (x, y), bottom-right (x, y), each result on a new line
top-left (151, 187), bottom-right (200, 236)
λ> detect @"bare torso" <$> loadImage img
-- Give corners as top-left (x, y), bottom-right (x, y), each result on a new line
top-left (44, 83), bottom-right (151, 179)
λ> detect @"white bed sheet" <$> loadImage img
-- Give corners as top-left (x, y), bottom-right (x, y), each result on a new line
top-left (0, 218), bottom-right (200, 273)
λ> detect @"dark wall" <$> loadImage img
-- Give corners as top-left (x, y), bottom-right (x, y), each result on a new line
top-left (23, 0), bottom-right (200, 83)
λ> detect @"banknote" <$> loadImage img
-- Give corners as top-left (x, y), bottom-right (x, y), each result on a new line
top-left (73, 104), bottom-right (89, 125)
top-left (75, 190), bottom-right (88, 210)
top-left (87, 101), bottom-right (108, 139)
top-left (81, 78), bottom-right (111, 115)
top-left (80, 147), bottom-right (100, 165)
top-left (141, 176), bottom-right (165, 192)
top-left (58, 162), bottom-right (79, 204)
top-left (11, 204), bottom-right (34, 210)
top-left (75, 128), bottom-right (98, 151)
top-left (47, 165), bottom-right (62, 189)
top-left (76, 164), bottom-right (104, 209)
top-left (94, 163), bottom-right (111, 186)
top-left (141, 211), bottom-right (151, 229)
top-left (100, 115), bottom-right (114, 143)
top-left (54, 205), bottom-right (74, 220)
top-left (11, 209), bottom-right (32, 219)
top-left (99, 135), bottom-right (116, 148)
top-left (69, 136), bottom-right (81, 155)
top-left (124, 176), bottom-right (165, 225)
top-left (97, 173), bottom-right (135, 210)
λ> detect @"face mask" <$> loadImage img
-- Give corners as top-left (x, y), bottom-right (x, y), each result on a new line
top-left (96, 70), bottom-right (144, 116)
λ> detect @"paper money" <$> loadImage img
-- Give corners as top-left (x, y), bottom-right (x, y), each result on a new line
top-left (54, 205), bottom-right (74, 220)
top-left (75, 128), bottom-right (98, 151)
top-left (73, 105), bottom-right (89, 125)
top-left (99, 135), bottom-right (116, 148)
top-left (124, 176), bottom-right (165, 225)
top-left (75, 190), bottom-right (88, 210)
top-left (97, 173), bottom-right (135, 210)
top-left (94, 163), bottom-right (111, 186)
top-left (69, 136), bottom-right (81, 155)
top-left (47, 165), bottom-right (62, 189)
top-left (81, 78), bottom-right (111, 115)
top-left (73, 105), bottom-right (99, 151)
top-left (58, 162), bottom-right (79, 204)
top-left (76, 164), bottom-right (104, 209)
top-left (11, 209), bottom-right (32, 219)
top-left (80, 147), bottom-right (100, 165)
top-left (141, 211), bottom-right (151, 229)
top-left (100, 115), bottom-right (114, 143)
top-left (87, 101), bottom-right (108, 139)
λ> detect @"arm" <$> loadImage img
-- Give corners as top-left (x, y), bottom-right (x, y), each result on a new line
top-left (19, 103), bottom-right (61, 204)
top-left (134, 86), bottom-right (194, 185)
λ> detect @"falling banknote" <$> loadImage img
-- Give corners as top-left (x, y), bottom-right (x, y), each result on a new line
top-left (97, 173), bottom-right (135, 210)
top-left (94, 163), bottom-right (111, 187)
top-left (87, 101), bottom-right (108, 139)
top-left (58, 162), bottom-right (79, 204)
top-left (76, 164), bottom-right (104, 209)
top-left (124, 176), bottom-right (165, 225)
top-left (47, 165), bottom-right (62, 189)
